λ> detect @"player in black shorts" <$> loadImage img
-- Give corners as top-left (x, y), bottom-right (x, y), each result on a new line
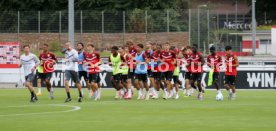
top-left (144, 42), bottom-right (155, 97)
top-left (181, 46), bottom-right (193, 96)
top-left (160, 42), bottom-right (176, 99)
top-left (39, 44), bottom-right (57, 100)
top-left (189, 44), bottom-right (205, 101)
top-left (76, 42), bottom-right (91, 98)
top-left (20, 45), bottom-right (40, 102)
top-left (133, 44), bottom-right (150, 100)
top-left (109, 46), bottom-right (126, 99)
top-left (118, 46), bottom-right (132, 99)
top-left (207, 46), bottom-right (223, 100)
top-left (150, 44), bottom-right (162, 99)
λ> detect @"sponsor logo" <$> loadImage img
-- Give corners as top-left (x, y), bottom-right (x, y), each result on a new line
top-left (247, 73), bottom-right (276, 88)
top-left (224, 21), bottom-right (252, 30)
top-left (44, 60), bottom-right (55, 72)
top-left (50, 71), bottom-right (108, 87)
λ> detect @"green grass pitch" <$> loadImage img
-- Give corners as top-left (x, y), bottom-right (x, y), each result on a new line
top-left (0, 88), bottom-right (275, 131)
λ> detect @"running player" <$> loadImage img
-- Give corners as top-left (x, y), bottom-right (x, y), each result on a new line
top-left (150, 44), bottom-right (162, 99)
top-left (189, 44), bottom-right (205, 100)
top-left (126, 41), bottom-right (137, 57)
top-left (84, 43), bottom-right (102, 101)
top-left (181, 46), bottom-right (193, 97)
top-left (118, 46), bottom-right (132, 99)
top-left (36, 47), bottom-right (43, 96)
top-left (125, 41), bottom-right (137, 98)
top-left (151, 42), bottom-right (157, 51)
top-left (63, 42), bottom-right (83, 103)
top-left (171, 47), bottom-right (182, 99)
top-left (39, 44), bottom-right (57, 99)
top-left (224, 45), bottom-right (239, 100)
top-left (76, 42), bottom-right (91, 97)
top-left (109, 46), bottom-right (125, 99)
top-left (19, 45), bottom-right (40, 102)
top-left (207, 46), bottom-right (223, 100)
top-left (144, 42), bottom-right (154, 97)
top-left (160, 42), bottom-right (176, 99)
top-left (134, 44), bottom-right (150, 100)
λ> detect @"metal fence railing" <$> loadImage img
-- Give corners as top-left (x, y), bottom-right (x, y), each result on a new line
top-left (0, 9), bottom-right (261, 55)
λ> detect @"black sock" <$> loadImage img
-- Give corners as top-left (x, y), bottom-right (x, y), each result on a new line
top-left (191, 84), bottom-right (197, 89)
top-left (79, 91), bottom-right (82, 97)
top-left (67, 92), bottom-right (71, 98)
top-left (31, 91), bottom-right (35, 97)
top-left (197, 83), bottom-right (202, 92)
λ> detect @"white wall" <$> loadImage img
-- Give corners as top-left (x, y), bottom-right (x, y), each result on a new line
top-left (272, 27), bottom-right (276, 56)
top-left (0, 68), bottom-right (25, 84)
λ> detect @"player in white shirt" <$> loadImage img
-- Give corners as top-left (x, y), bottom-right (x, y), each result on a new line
top-left (19, 45), bottom-right (40, 102)
top-left (63, 42), bottom-right (83, 103)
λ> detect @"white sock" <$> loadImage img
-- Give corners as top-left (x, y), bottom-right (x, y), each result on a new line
top-left (128, 89), bottom-right (131, 96)
top-left (183, 88), bottom-right (187, 94)
top-left (120, 89), bottom-right (124, 95)
top-left (143, 88), bottom-right (146, 95)
top-left (38, 88), bottom-right (42, 93)
top-left (98, 88), bottom-right (101, 96)
top-left (149, 87), bottom-right (153, 92)
top-left (138, 89), bottom-right (142, 96)
top-left (228, 90), bottom-right (232, 95)
top-left (152, 88), bottom-right (157, 96)
top-left (191, 88), bottom-right (194, 94)
top-left (146, 91), bottom-right (149, 95)
top-left (217, 90), bottom-right (221, 94)
top-left (187, 90), bottom-right (190, 96)
top-left (156, 91), bottom-right (159, 96)
top-left (50, 87), bottom-right (54, 92)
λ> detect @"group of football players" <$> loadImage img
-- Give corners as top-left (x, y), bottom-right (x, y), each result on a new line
top-left (19, 41), bottom-right (239, 103)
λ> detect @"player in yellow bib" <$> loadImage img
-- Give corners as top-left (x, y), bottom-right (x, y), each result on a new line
top-left (118, 46), bottom-right (132, 99)
top-left (36, 65), bottom-right (43, 96)
top-left (109, 46), bottom-right (126, 99)
top-left (36, 48), bottom-right (44, 96)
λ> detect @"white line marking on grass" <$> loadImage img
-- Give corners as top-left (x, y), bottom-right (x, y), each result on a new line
top-left (0, 104), bottom-right (81, 117)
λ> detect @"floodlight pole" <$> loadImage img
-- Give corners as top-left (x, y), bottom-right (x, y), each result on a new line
top-left (68, 0), bottom-right (75, 47)
top-left (252, 0), bottom-right (256, 56)
top-left (197, 4), bottom-right (207, 51)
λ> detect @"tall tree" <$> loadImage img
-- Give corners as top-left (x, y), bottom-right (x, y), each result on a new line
top-left (246, 0), bottom-right (276, 25)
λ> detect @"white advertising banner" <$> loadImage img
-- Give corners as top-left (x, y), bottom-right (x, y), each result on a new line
top-left (271, 26), bottom-right (276, 56)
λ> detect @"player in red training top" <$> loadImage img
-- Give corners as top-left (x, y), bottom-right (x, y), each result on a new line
top-left (207, 46), bottom-right (223, 100)
top-left (126, 41), bottom-right (137, 58)
top-left (144, 42), bottom-right (155, 98)
top-left (160, 42), bottom-right (176, 99)
top-left (181, 46), bottom-right (193, 97)
top-left (39, 44), bottom-right (57, 99)
top-left (125, 41), bottom-right (137, 97)
top-left (188, 44), bottom-right (205, 101)
top-left (149, 44), bottom-right (162, 99)
top-left (224, 45), bottom-right (239, 100)
top-left (109, 46), bottom-right (126, 99)
top-left (170, 46), bottom-right (182, 99)
top-left (84, 43), bottom-right (102, 101)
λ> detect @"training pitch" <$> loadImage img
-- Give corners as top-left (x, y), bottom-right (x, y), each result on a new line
top-left (0, 88), bottom-right (275, 131)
